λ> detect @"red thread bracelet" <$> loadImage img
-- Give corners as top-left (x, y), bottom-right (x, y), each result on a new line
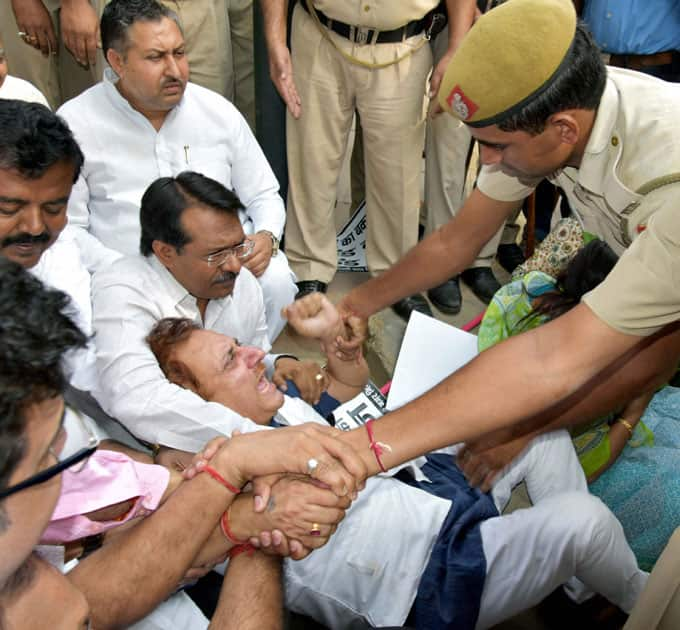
top-left (227, 543), bottom-right (256, 559)
top-left (202, 465), bottom-right (241, 494)
top-left (365, 419), bottom-right (387, 473)
top-left (220, 508), bottom-right (249, 545)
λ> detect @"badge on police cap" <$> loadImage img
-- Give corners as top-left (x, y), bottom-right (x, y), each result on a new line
top-left (446, 85), bottom-right (479, 121)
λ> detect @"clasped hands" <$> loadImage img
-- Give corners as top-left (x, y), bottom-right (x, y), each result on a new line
top-left (273, 293), bottom-right (367, 404)
top-left (183, 425), bottom-right (367, 560)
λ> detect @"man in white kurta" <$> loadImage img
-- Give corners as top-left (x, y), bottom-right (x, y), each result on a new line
top-left (92, 253), bottom-right (271, 452)
top-left (57, 1), bottom-right (295, 341)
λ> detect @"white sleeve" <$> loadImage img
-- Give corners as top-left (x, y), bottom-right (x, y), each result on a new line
top-left (92, 274), bottom-right (267, 453)
top-left (67, 174), bottom-right (124, 273)
top-left (228, 110), bottom-right (286, 238)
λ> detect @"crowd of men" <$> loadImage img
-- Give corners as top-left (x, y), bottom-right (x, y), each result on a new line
top-left (1, 0), bottom-right (680, 628)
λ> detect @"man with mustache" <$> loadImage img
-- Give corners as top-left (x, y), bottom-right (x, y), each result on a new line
top-left (57, 0), bottom-right (296, 343)
top-left (91, 171), bottom-right (325, 453)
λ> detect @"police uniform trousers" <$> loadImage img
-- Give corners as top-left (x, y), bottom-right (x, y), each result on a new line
top-left (0, 0), bottom-right (107, 109)
top-left (285, 3), bottom-right (432, 283)
top-left (227, 0), bottom-right (255, 129)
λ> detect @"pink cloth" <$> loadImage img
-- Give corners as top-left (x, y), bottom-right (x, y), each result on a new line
top-left (41, 450), bottom-right (170, 543)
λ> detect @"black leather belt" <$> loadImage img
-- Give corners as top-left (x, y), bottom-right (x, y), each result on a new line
top-left (300, 1), bottom-right (428, 44)
top-left (609, 51), bottom-right (678, 70)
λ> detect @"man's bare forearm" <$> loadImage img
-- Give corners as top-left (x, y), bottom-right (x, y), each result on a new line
top-left (261, 0), bottom-right (289, 52)
top-left (469, 320), bottom-right (680, 453)
top-left (211, 553), bottom-right (283, 630)
top-left (340, 304), bottom-right (659, 475)
top-left (69, 473), bottom-right (235, 628)
top-left (343, 190), bottom-right (520, 318)
top-left (446, 0), bottom-right (476, 49)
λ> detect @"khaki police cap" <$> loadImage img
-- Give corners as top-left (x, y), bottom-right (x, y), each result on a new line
top-left (439, 0), bottom-right (577, 127)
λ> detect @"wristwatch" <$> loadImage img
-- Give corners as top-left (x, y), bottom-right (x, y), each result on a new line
top-left (258, 230), bottom-right (279, 257)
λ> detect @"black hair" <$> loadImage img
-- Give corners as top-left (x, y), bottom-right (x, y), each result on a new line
top-left (0, 259), bottom-right (87, 513)
top-left (101, 0), bottom-right (181, 57)
top-left (0, 100), bottom-right (83, 182)
top-left (529, 239), bottom-right (619, 323)
top-left (139, 171), bottom-right (244, 256)
top-left (497, 22), bottom-right (607, 135)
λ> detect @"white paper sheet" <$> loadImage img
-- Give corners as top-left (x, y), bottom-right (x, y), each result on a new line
top-left (386, 311), bottom-right (479, 411)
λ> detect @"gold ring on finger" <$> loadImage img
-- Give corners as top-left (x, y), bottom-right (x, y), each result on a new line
top-left (310, 523), bottom-right (322, 536)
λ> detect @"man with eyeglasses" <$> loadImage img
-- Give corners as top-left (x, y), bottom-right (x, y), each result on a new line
top-left (91, 171), bottom-right (326, 454)
top-left (56, 0), bottom-right (296, 343)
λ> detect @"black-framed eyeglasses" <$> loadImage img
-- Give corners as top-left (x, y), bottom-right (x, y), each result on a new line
top-left (0, 406), bottom-right (99, 501)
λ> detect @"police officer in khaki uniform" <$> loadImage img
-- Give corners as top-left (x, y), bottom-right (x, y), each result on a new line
top-left (263, 0), bottom-right (460, 321)
top-left (332, 0), bottom-right (680, 505)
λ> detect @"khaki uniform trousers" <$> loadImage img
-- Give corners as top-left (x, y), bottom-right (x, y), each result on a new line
top-left (0, 0), bottom-right (107, 109)
top-left (424, 27), bottom-right (508, 268)
top-left (624, 527), bottom-right (680, 630)
top-left (285, 4), bottom-right (432, 283)
top-left (227, 0), bottom-right (254, 129)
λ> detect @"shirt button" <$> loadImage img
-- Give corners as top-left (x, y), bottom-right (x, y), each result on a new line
top-left (363, 5), bottom-right (370, 11)
top-left (611, 136), bottom-right (619, 146)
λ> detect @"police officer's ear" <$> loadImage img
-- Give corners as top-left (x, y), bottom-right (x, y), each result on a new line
top-left (548, 112), bottom-right (580, 147)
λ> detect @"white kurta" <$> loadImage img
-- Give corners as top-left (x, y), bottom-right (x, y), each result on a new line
top-left (58, 69), bottom-right (285, 266)
top-left (0, 74), bottom-right (50, 106)
top-left (30, 226), bottom-right (107, 393)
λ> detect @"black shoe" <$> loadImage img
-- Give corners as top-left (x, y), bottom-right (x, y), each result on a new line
top-left (496, 243), bottom-right (525, 273)
top-left (391, 294), bottom-right (433, 321)
top-left (427, 276), bottom-right (462, 315)
top-left (461, 267), bottom-right (500, 304)
top-left (295, 280), bottom-right (327, 300)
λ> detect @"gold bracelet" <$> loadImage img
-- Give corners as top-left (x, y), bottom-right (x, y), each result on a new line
top-left (617, 418), bottom-right (634, 438)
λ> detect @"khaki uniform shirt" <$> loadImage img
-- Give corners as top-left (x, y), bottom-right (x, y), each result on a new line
top-left (477, 67), bottom-right (680, 336)
top-left (312, 0), bottom-right (439, 30)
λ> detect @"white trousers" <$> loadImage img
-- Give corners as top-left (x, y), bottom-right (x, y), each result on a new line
top-left (255, 251), bottom-right (298, 343)
top-left (476, 431), bottom-right (648, 629)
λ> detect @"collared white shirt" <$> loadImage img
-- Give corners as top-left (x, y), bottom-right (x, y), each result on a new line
top-left (92, 254), bottom-right (270, 452)
top-left (57, 70), bottom-right (285, 271)
top-left (0, 75), bottom-right (50, 107)
top-left (30, 226), bottom-right (108, 392)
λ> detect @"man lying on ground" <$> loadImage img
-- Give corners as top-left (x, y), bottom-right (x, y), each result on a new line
top-left (147, 294), bottom-right (647, 630)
